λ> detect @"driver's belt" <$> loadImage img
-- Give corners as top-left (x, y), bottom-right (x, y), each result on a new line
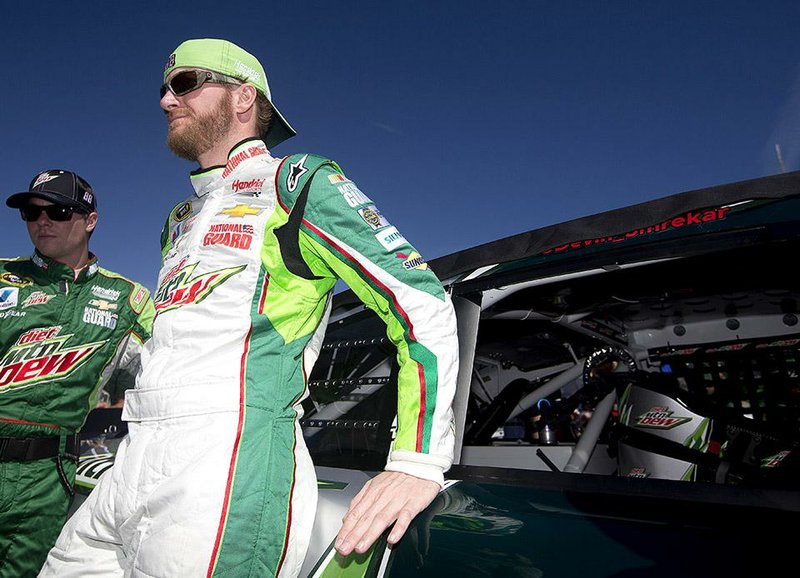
top-left (0, 434), bottom-right (79, 462)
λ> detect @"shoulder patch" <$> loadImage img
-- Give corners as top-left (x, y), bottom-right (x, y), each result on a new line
top-left (277, 153), bottom-right (340, 208)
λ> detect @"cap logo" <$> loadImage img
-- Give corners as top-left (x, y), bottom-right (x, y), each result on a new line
top-left (32, 172), bottom-right (59, 188)
top-left (165, 53), bottom-right (176, 70)
top-left (84, 192), bottom-right (94, 204)
top-left (234, 61), bottom-right (261, 83)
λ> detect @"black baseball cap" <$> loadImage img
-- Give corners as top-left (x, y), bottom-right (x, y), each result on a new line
top-left (6, 170), bottom-right (97, 213)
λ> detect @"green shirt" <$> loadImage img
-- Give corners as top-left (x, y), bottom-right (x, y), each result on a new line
top-left (0, 251), bottom-right (154, 436)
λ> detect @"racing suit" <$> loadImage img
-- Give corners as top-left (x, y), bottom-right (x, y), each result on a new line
top-left (0, 252), bottom-right (154, 578)
top-left (42, 138), bottom-right (459, 578)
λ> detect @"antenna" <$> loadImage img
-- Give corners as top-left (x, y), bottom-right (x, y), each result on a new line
top-left (775, 143), bottom-right (786, 173)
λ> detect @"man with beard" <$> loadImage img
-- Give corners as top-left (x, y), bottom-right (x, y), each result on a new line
top-left (0, 170), bottom-right (154, 578)
top-left (41, 38), bottom-right (459, 578)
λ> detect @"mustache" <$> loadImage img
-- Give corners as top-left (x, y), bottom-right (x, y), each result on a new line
top-left (165, 108), bottom-right (193, 120)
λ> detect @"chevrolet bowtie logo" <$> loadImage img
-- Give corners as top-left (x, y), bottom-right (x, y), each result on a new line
top-left (88, 299), bottom-right (117, 311)
top-left (221, 204), bottom-right (261, 218)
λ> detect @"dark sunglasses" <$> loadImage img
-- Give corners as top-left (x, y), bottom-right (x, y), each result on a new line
top-left (20, 204), bottom-right (85, 222)
top-left (160, 69), bottom-right (242, 99)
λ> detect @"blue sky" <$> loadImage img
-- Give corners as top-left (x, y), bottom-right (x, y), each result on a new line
top-left (2, 1), bottom-right (799, 291)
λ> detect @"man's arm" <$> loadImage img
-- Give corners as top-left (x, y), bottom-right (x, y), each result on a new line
top-left (97, 288), bottom-right (155, 407)
top-left (288, 159), bottom-right (460, 553)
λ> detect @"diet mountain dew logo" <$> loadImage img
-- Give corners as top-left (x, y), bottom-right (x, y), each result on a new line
top-left (154, 262), bottom-right (246, 314)
top-left (0, 326), bottom-right (107, 392)
top-left (634, 406), bottom-right (692, 429)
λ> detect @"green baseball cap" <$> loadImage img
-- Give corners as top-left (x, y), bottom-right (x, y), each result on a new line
top-left (164, 38), bottom-right (296, 148)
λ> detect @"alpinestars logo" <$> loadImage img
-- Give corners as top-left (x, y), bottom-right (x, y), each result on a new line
top-left (634, 406), bottom-right (692, 429)
top-left (154, 262), bottom-right (246, 314)
top-left (286, 154), bottom-right (308, 192)
top-left (0, 326), bottom-right (107, 392)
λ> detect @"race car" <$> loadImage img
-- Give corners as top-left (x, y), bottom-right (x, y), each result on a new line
top-left (75, 170), bottom-right (800, 576)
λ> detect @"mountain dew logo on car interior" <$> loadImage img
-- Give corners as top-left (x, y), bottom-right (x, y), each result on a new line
top-left (154, 261), bottom-right (246, 313)
top-left (634, 406), bottom-right (692, 429)
top-left (0, 326), bottom-right (107, 391)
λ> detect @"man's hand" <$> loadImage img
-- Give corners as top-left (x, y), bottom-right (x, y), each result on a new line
top-left (334, 471), bottom-right (439, 556)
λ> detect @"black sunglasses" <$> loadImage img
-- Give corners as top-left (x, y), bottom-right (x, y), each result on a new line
top-left (160, 69), bottom-right (242, 99)
top-left (20, 204), bottom-right (84, 222)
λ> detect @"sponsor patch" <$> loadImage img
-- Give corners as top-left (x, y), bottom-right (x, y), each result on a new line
top-left (231, 178), bottom-right (265, 195)
top-left (0, 326), bottom-right (106, 392)
top-left (375, 226), bottom-right (407, 251)
top-left (203, 223), bottom-right (254, 250)
top-left (0, 310), bottom-right (25, 319)
top-left (337, 182), bottom-right (372, 208)
top-left (328, 174), bottom-right (348, 184)
top-left (220, 204), bottom-right (261, 218)
top-left (154, 262), bottom-right (246, 314)
top-left (0, 288), bottom-right (19, 310)
top-left (397, 251), bottom-right (428, 271)
top-left (287, 155), bottom-right (308, 192)
top-left (91, 286), bottom-right (121, 301)
top-left (1, 273), bottom-right (33, 287)
top-left (358, 205), bottom-right (390, 230)
top-left (221, 147), bottom-right (262, 178)
top-left (83, 307), bottom-right (118, 329)
top-left (171, 215), bottom-right (197, 245)
top-left (171, 222), bottom-right (183, 243)
top-left (22, 291), bottom-right (54, 308)
top-left (88, 299), bottom-right (117, 311)
top-left (174, 201), bottom-right (193, 222)
top-left (132, 287), bottom-right (147, 306)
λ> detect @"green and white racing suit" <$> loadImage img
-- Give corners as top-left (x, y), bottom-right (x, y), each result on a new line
top-left (0, 252), bottom-right (154, 578)
top-left (45, 138), bottom-right (459, 578)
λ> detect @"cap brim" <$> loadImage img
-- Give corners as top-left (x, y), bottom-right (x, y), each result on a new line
top-left (6, 191), bottom-right (88, 210)
top-left (263, 104), bottom-right (296, 149)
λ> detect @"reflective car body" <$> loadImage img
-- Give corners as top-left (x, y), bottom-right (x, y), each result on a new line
top-left (75, 171), bottom-right (800, 576)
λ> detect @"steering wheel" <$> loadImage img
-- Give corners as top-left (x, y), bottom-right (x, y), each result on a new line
top-left (582, 346), bottom-right (638, 389)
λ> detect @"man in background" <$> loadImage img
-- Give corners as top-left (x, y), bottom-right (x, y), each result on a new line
top-left (0, 169), bottom-right (154, 577)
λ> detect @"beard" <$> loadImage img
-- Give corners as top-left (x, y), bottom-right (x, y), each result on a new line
top-left (167, 90), bottom-right (234, 161)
